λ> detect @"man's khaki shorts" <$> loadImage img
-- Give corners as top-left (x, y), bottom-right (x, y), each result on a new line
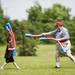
top-left (56, 40), bottom-right (71, 54)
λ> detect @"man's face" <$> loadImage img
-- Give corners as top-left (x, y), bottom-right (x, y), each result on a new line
top-left (55, 20), bottom-right (62, 29)
top-left (55, 24), bottom-right (62, 29)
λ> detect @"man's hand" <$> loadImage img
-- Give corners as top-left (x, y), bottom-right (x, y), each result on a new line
top-left (41, 33), bottom-right (50, 36)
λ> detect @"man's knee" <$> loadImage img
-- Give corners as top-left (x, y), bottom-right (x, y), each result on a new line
top-left (56, 50), bottom-right (60, 57)
top-left (66, 50), bottom-right (71, 56)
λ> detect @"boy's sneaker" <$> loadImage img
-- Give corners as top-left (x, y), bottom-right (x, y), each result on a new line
top-left (0, 67), bottom-right (4, 70)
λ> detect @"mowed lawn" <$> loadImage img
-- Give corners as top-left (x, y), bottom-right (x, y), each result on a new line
top-left (0, 45), bottom-right (75, 75)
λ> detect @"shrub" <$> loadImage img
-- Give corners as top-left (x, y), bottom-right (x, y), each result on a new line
top-left (18, 38), bottom-right (38, 56)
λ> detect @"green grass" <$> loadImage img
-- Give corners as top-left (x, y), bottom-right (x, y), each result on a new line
top-left (0, 45), bottom-right (75, 75)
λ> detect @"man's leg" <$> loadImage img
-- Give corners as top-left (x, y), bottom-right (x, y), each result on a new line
top-left (66, 50), bottom-right (75, 63)
top-left (55, 48), bottom-right (60, 68)
top-left (65, 40), bottom-right (75, 63)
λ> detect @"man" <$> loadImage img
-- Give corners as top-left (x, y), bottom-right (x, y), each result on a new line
top-left (41, 19), bottom-right (75, 68)
top-left (0, 23), bottom-right (20, 70)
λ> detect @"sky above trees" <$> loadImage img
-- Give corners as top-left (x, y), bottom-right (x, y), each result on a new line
top-left (1, 0), bottom-right (75, 21)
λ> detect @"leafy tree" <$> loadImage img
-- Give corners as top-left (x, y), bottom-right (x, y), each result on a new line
top-left (27, 3), bottom-right (75, 54)
top-left (0, 2), bottom-right (75, 55)
top-left (0, 4), bottom-right (7, 44)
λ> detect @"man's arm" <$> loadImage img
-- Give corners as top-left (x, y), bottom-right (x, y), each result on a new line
top-left (41, 29), bottom-right (57, 37)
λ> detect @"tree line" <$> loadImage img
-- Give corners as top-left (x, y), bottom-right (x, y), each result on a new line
top-left (0, 3), bottom-right (75, 55)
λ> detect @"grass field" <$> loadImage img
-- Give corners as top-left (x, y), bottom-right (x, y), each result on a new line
top-left (0, 45), bottom-right (75, 75)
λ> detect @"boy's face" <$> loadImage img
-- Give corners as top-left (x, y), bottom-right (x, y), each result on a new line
top-left (8, 29), bottom-right (12, 35)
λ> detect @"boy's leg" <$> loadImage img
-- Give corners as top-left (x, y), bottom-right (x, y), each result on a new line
top-left (13, 62), bottom-right (20, 69)
top-left (0, 62), bottom-right (7, 70)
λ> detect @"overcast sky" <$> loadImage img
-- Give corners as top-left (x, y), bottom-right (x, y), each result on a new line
top-left (1, 0), bottom-right (75, 21)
